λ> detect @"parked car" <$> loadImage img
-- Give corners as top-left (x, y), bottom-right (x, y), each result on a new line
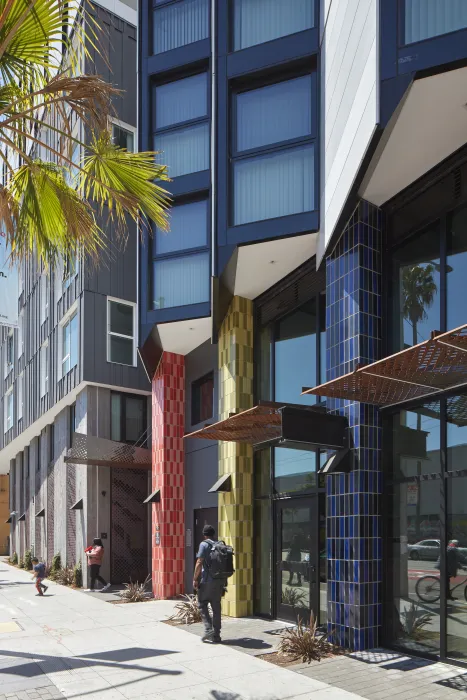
top-left (408, 540), bottom-right (440, 561)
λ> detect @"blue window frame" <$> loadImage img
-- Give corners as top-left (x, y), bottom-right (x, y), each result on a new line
top-left (153, 72), bottom-right (210, 179)
top-left (153, 0), bottom-right (209, 55)
top-left (233, 0), bottom-right (315, 51)
top-left (232, 73), bottom-right (316, 226)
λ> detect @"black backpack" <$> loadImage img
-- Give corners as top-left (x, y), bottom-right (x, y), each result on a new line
top-left (205, 540), bottom-right (235, 580)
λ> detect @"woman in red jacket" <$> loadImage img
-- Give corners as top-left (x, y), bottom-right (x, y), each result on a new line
top-left (84, 538), bottom-right (111, 592)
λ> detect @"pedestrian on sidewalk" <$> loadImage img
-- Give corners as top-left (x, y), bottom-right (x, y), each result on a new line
top-left (193, 524), bottom-right (234, 644)
top-left (84, 538), bottom-right (111, 592)
top-left (32, 557), bottom-right (48, 596)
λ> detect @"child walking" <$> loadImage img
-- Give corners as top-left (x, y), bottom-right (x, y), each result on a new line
top-left (32, 557), bottom-right (48, 596)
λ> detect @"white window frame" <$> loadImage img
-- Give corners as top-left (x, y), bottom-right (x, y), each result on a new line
top-left (4, 389), bottom-right (13, 432)
top-left (17, 373), bottom-right (23, 421)
top-left (40, 274), bottom-right (49, 325)
top-left (17, 312), bottom-right (23, 359)
top-left (61, 313), bottom-right (78, 377)
top-left (107, 297), bottom-right (137, 367)
top-left (4, 329), bottom-right (13, 377)
top-left (111, 118), bottom-right (137, 153)
top-left (40, 342), bottom-right (49, 398)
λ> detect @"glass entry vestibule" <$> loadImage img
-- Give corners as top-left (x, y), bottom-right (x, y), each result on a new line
top-left (254, 447), bottom-right (327, 624)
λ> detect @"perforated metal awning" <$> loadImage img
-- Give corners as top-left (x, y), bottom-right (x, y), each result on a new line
top-left (302, 324), bottom-right (467, 407)
top-left (184, 401), bottom-right (348, 450)
top-left (65, 433), bottom-right (151, 470)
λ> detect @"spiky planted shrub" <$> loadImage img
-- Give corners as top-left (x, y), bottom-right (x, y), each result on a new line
top-left (169, 594), bottom-right (203, 625)
top-left (24, 549), bottom-right (33, 570)
top-left (73, 561), bottom-right (83, 588)
top-left (11, 552), bottom-right (18, 565)
top-left (278, 615), bottom-right (336, 664)
top-left (48, 553), bottom-right (62, 580)
top-left (400, 602), bottom-right (434, 640)
top-left (19, 557), bottom-right (24, 568)
top-left (282, 586), bottom-right (306, 609)
top-left (118, 575), bottom-right (151, 603)
top-left (55, 566), bottom-right (75, 586)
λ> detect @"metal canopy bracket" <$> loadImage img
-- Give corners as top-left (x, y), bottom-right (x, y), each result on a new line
top-left (65, 433), bottom-right (152, 470)
top-left (302, 324), bottom-right (467, 408)
top-left (5, 516), bottom-right (12, 524)
top-left (208, 474), bottom-right (232, 493)
top-left (70, 499), bottom-right (83, 511)
top-left (184, 401), bottom-right (348, 450)
top-left (143, 489), bottom-right (161, 504)
top-left (35, 508), bottom-right (45, 518)
top-left (18, 513), bottom-right (26, 522)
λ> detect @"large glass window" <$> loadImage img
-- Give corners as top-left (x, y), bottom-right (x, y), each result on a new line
top-left (153, 252), bottom-right (210, 309)
top-left (274, 447), bottom-right (317, 494)
top-left (388, 403), bottom-right (441, 656)
top-left (404, 0), bottom-right (467, 45)
top-left (233, 75), bottom-right (315, 226)
top-left (275, 299), bottom-right (318, 406)
top-left (392, 225), bottom-right (441, 350)
top-left (233, 0), bottom-right (314, 51)
top-left (4, 390), bottom-right (13, 432)
top-left (62, 315), bottom-right (77, 375)
top-left (236, 76), bottom-right (312, 152)
top-left (153, 0), bottom-right (209, 55)
top-left (154, 73), bottom-right (209, 179)
top-left (447, 208), bottom-right (467, 331)
top-left (155, 199), bottom-right (208, 255)
top-left (107, 299), bottom-right (135, 366)
top-left (234, 145), bottom-right (314, 226)
top-left (111, 392), bottom-right (146, 445)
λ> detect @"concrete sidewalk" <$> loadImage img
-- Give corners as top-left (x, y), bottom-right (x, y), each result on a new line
top-left (0, 562), bottom-right (463, 700)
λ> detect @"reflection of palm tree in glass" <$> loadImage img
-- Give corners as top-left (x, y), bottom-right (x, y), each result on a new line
top-left (402, 264), bottom-right (437, 540)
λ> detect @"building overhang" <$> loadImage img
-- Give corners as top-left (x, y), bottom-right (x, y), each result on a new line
top-left (361, 64), bottom-right (467, 206)
top-left (302, 324), bottom-right (467, 409)
top-left (184, 401), bottom-right (348, 451)
top-left (65, 433), bottom-right (152, 470)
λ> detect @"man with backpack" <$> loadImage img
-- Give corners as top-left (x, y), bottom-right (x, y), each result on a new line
top-left (193, 524), bottom-right (234, 643)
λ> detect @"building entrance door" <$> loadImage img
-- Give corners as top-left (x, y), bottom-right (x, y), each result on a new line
top-left (275, 497), bottom-right (320, 623)
top-left (194, 507), bottom-right (218, 562)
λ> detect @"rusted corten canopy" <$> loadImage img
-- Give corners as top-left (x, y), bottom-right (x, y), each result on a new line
top-left (65, 433), bottom-right (151, 470)
top-left (184, 401), bottom-right (348, 450)
top-left (302, 324), bottom-right (467, 407)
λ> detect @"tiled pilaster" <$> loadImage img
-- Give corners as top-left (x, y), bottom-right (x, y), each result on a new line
top-left (152, 351), bottom-right (185, 599)
top-left (218, 296), bottom-right (254, 617)
top-left (326, 201), bottom-right (383, 650)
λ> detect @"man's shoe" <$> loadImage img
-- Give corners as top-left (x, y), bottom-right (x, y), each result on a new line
top-left (201, 630), bottom-right (214, 642)
top-left (100, 583), bottom-right (111, 592)
top-left (212, 636), bottom-right (222, 643)
top-left (42, 585), bottom-right (48, 594)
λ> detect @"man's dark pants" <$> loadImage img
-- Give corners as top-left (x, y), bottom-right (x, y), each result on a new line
top-left (197, 579), bottom-right (224, 636)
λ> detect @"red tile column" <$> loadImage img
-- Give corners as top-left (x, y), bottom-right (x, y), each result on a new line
top-left (151, 351), bottom-right (185, 599)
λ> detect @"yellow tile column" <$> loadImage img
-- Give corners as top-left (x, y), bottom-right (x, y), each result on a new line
top-left (218, 296), bottom-right (254, 617)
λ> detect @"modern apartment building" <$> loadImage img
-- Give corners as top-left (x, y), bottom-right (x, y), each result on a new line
top-left (140, 0), bottom-right (467, 662)
top-left (0, 0), bottom-right (153, 588)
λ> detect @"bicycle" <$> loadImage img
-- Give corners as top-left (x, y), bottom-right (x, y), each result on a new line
top-left (416, 571), bottom-right (467, 603)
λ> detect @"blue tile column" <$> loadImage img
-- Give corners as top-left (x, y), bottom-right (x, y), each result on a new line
top-left (326, 201), bottom-right (383, 651)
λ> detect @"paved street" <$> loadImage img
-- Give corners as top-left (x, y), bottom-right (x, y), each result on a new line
top-left (0, 562), bottom-right (467, 700)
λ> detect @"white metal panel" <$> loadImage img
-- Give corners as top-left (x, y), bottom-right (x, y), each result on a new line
top-left (318, 0), bottom-right (379, 265)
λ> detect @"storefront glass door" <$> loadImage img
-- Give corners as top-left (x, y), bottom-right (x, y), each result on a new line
top-left (276, 497), bottom-right (320, 623)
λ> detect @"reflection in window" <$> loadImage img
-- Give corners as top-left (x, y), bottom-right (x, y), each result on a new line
top-left (62, 315), bottom-right (78, 375)
top-left (233, 0), bottom-right (314, 50)
top-left (111, 392), bottom-right (146, 445)
top-left (153, 0), bottom-right (209, 54)
top-left (393, 226), bottom-right (440, 350)
top-left (274, 447), bottom-right (316, 494)
top-left (404, 0), bottom-right (467, 45)
top-left (153, 252), bottom-right (209, 309)
top-left (447, 208), bottom-right (467, 331)
top-left (275, 299), bottom-right (317, 406)
top-left (107, 300), bottom-right (135, 366)
top-left (155, 73), bottom-right (207, 129)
